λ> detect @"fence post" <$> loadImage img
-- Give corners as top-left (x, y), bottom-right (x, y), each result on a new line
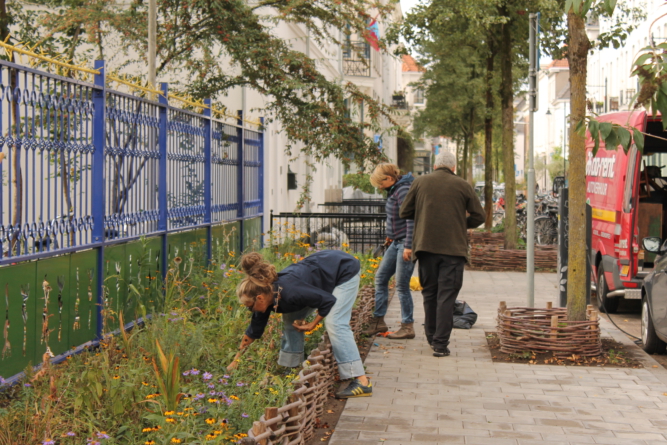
top-left (203, 99), bottom-right (212, 262)
top-left (259, 117), bottom-right (265, 249)
top-left (158, 84), bottom-right (169, 279)
top-left (237, 111), bottom-right (245, 253)
top-left (92, 60), bottom-right (106, 339)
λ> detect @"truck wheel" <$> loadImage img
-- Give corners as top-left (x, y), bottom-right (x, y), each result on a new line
top-left (596, 264), bottom-right (619, 313)
top-left (641, 297), bottom-right (666, 354)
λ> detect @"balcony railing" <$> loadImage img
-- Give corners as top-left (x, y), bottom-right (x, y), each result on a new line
top-left (343, 41), bottom-right (371, 77)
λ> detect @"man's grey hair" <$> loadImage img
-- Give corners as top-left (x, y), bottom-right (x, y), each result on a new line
top-left (434, 151), bottom-right (456, 170)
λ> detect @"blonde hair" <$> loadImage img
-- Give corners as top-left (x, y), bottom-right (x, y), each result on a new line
top-left (236, 252), bottom-right (278, 305)
top-left (370, 163), bottom-right (401, 188)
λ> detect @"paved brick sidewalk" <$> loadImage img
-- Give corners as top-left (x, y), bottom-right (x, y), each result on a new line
top-left (330, 271), bottom-right (667, 445)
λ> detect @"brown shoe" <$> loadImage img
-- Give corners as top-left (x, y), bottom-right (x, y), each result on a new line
top-left (387, 323), bottom-right (415, 340)
top-left (363, 316), bottom-right (388, 336)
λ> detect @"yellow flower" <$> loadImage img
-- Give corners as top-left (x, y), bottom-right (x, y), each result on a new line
top-left (113, 375), bottom-right (120, 380)
top-left (206, 434), bottom-right (217, 440)
top-left (142, 427), bottom-right (154, 432)
top-left (229, 395), bottom-right (239, 400)
top-left (205, 418), bottom-right (216, 424)
top-left (165, 418), bottom-right (176, 424)
top-left (145, 441), bottom-right (156, 445)
top-left (171, 439), bottom-right (182, 444)
top-left (165, 411), bottom-right (175, 416)
top-left (360, 274), bottom-right (366, 279)
top-left (208, 398), bottom-right (218, 403)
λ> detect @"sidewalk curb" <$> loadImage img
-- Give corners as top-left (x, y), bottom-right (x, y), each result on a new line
top-left (599, 316), bottom-right (667, 385)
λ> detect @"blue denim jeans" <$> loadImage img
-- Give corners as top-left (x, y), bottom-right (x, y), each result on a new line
top-left (374, 240), bottom-right (415, 324)
top-left (278, 273), bottom-right (364, 379)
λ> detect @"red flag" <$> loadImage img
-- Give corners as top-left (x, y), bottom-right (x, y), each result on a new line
top-left (364, 19), bottom-right (380, 52)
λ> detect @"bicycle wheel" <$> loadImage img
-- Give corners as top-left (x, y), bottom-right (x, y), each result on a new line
top-left (534, 216), bottom-right (556, 245)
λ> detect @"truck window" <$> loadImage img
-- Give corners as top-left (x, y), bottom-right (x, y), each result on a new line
top-left (623, 144), bottom-right (637, 213)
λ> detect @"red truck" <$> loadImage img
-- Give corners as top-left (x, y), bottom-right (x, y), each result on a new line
top-left (587, 111), bottom-right (667, 312)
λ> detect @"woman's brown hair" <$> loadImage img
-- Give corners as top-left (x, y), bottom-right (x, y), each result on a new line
top-left (370, 163), bottom-right (400, 188)
top-left (236, 252), bottom-right (278, 305)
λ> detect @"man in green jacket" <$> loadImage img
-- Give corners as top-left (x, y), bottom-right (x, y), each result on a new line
top-left (399, 151), bottom-right (485, 357)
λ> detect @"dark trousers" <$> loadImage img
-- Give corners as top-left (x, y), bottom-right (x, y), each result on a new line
top-left (417, 252), bottom-right (465, 350)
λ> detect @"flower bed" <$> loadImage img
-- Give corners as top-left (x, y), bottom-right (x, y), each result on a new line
top-left (0, 235), bottom-right (380, 445)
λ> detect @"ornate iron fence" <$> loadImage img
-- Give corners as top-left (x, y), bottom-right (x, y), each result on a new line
top-left (0, 58), bottom-right (264, 380)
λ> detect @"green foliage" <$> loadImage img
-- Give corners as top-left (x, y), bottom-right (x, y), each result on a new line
top-left (343, 172), bottom-right (375, 195)
top-left (5, 0), bottom-right (396, 173)
top-left (152, 340), bottom-right (182, 412)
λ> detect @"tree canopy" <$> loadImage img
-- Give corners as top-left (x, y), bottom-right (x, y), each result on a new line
top-left (4, 0), bottom-right (401, 170)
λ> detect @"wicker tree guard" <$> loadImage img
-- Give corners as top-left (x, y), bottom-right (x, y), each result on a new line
top-left (241, 286), bottom-right (375, 445)
top-left (466, 230), bottom-right (558, 272)
top-left (496, 301), bottom-right (602, 357)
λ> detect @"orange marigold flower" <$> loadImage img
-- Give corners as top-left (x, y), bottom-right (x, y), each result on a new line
top-left (165, 418), bottom-right (176, 423)
top-left (205, 418), bottom-right (216, 424)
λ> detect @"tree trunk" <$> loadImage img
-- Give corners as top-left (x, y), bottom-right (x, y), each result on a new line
top-left (467, 107), bottom-right (475, 183)
top-left (462, 132), bottom-right (469, 181)
top-left (566, 11), bottom-right (590, 322)
top-left (484, 45), bottom-right (494, 231)
top-left (499, 13), bottom-right (516, 249)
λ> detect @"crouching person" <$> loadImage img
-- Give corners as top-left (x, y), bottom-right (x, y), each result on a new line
top-left (226, 250), bottom-right (372, 398)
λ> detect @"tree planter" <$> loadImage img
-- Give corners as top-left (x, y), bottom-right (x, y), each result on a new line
top-left (242, 286), bottom-right (375, 445)
top-left (469, 245), bottom-right (557, 272)
top-left (497, 301), bottom-right (602, 357)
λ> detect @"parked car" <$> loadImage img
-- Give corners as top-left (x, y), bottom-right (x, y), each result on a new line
top-left (640, 236), bottom-right (667, 354)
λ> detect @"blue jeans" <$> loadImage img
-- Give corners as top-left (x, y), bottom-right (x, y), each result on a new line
top-left (278, 273), bottom-right (364, 380)
top-left (374, 240), bottom-right (415, 324)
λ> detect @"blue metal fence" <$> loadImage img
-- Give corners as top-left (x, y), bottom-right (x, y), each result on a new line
top-left (0, 58), bottom-right (264, 380)
top-left (0, 59), bottom-right (263, 263)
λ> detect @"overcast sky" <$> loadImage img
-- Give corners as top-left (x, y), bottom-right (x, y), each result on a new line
top-left (400, 0), bottom-right (421, 15)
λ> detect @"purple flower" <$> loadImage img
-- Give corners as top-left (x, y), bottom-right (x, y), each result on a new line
top-left (242, 413), bottom-right (249, 418)
top-left (170, 311), bottom-right (178, 316)
top-left (202, 372), bottom-right (213, 381)
top-left (194, 393), bottom-right (205, 400)
top-left (86, 440), bottom-right (101, 445)
top-left (66, 432), bottom-right (76, 437)
top-left (220, 263), bottom-right (227, 270)
top-left (199, 406), bottom-right (209, 414)
top-left (308, 247), bottom-right (313, 252)
top-left (236, 382), bottom-right (245, 387)
top-left (24, 383), bottom-right (31, 387)
top-left (209, 390), bottom-right (217, 396)
top-left (0, 376), bottom-right (5, 386)
top-left (182, 370), bottom-right (191, 376)
top-left (168, 317), bottom-right (183, 322)
top-left (223, 375), bottom-right (230, 379)
top-left (42, 440), bottom-right (55, 445)
top-left (96, 432), bottom-right (110, 439)
top-left (208, 383), bottom-right (215, 389)
top-left (190, 369), bottom-right (200, 375)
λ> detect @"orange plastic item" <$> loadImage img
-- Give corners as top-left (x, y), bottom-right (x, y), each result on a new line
top-left (376, 331), bottom-right (395, 337)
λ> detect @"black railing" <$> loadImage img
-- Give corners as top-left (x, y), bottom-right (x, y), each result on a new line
top-left (270, 211), bottom-right (386, 253)
top-left (343, 41), bottom-right (371, 77)
top-left (318, 200), bottom-right (386, 214)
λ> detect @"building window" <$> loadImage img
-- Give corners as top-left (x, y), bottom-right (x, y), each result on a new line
top-left (414, 88), bottom-right (425, 105)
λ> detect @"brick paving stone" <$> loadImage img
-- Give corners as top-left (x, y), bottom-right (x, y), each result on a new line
top-left (329, 271), bottom-right (667, 445)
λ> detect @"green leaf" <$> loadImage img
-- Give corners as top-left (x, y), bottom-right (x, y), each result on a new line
top-left (575, 118), bottom-right (585, 136)
top-left (605, 128), bottom-right (620, 150)
top-left (572, 0), bottom-right (581, 14)
top-left (632, 128), bottom-right (644, 152)
top-left (617, 127), bottom-right (631, 152)
top-left (606, 0), bottom-right (618, 15)
top-left (634, 53), bottom-right (653, 67)
top-left (565, 0), bottom-right (574, 13)
top-left (582, 0), bottom-right (594, 14)
top-left (599, 122), bottom-right (613, 139)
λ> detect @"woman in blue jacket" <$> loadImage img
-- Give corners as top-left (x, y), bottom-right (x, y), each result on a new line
top-left (226, 250), bottom-right (372, 399)
top-left (364, 163), bottom-right (415, 339)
